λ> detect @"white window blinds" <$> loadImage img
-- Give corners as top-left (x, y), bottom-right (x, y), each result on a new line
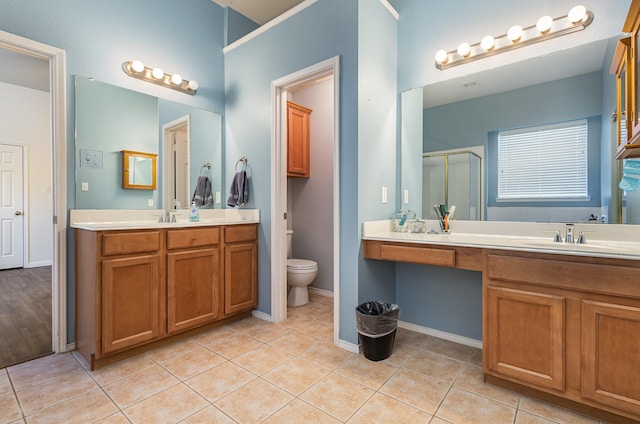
top-left (497, 120), bottom-right (588, 201)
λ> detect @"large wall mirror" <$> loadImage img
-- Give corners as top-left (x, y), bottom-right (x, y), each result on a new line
top-left (75, 76), bottom-right (222, 210)
top-left (400, 35), bottom-right (640, 224)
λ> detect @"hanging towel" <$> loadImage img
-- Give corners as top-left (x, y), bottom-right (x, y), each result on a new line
top-left (227, 170), bottom-right (249, 207)
top-left (192, 175), bottom-right (213, 207)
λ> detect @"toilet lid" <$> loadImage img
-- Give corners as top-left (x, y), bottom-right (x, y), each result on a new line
top-left (287, 259), bottom-right (317, 269)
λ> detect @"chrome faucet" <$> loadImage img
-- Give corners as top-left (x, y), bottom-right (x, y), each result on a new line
top-left (565, 224), bottom-right (575, 243)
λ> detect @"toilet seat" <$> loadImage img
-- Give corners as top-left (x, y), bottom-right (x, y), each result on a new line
top-left (287, 259), bottom-right (317, 270)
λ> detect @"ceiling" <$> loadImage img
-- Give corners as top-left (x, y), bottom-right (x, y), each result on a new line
top-left (211, 0), bottom-right (305, 25)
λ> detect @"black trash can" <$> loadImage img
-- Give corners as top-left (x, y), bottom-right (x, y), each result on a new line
top-left (356, 301), bottom-right (400, 361)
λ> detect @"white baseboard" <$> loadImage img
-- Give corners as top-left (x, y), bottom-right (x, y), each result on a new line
top-left (26, 260), bottom-right (53, 268)
top-left (337, 338), bottom-right (359, 353)
top-left (309, 287), bottom-right (333, 298)
top-left (65, 342), bottom-right (75, 352)
top-left (398, 321), bottom-right (483, 349)
top-left (252, 310), bottom-right (273, 322)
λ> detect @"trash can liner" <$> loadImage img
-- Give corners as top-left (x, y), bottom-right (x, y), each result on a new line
top-left (356, 301), bottom-right (400, 337)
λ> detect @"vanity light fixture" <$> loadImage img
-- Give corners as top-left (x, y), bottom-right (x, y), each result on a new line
top-left (434, 4), bottom-right (593, 70)
top-left (122, 60), bottom-right (198, 95)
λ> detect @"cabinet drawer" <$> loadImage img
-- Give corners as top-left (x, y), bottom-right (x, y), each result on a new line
top-left (102, 231), bottom-right (161, 256)
top-left (225, 225), bottom-right (257, 243)
top-left (167, 227), bottom-right (220, 250)
top-left (379, 244), bottom-right (455, 267)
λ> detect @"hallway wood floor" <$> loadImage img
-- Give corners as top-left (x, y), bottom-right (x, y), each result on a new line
top-left (0, 266), bottom-right (52, 369)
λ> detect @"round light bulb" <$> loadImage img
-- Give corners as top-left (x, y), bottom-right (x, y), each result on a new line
top-left (536, 15), bottom-right (553, 33)
top-left (187, 80), bottom-right (199, 91)
top-left (507, 25), bottom-right (523, 42)
top-left (480, 35), bottom-right (495, 51)
top-left (151, 67), bottom-right (164, 80)
top-left (457, 42), bottom-right (471, 58)
top-left (435, 49), bottom-right (448, 64)
top-left (568, 5), bottom-right (587, 23)
top-left (170, 73), bottom-right (183, 85)
top-left (131, 60), bottom-right (144, 73)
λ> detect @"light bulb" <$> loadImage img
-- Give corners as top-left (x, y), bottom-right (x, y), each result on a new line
top-left (435, 49), bottom-right (448, 64)
top-left (536, 15), bottom-right (553, 33)
top-left (568, 5), bottom-right (587, 23)
top-left (508, 25), bottom-right (523, 42)
top-left (480, 35), bottom-right (495, 51)
top-left (457, 42), bottom-right (471, 58)
top-left (170, 73), bottom-right (183, 85)
top-left (131, 60), bottom-right (144, 73)
top-left (151, 67), bottom-right (164, 80)
top-left (187, 80), bottom-right (199, 91)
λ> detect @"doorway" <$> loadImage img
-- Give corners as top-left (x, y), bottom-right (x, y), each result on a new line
top-left (270, 57), bottom-right (341, 345)
top-left (0, 30), bottom-right (68, 362)
top-left (162, 115), bottom-right (191, 210)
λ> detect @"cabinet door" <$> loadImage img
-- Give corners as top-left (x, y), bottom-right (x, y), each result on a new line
top-left (101, 254), bottom-right (161, 354)
top-left (287, 101), bottom-right (311, 178)
top-left (582, 300), bottom-right (640, 415)
top-left (485, 285), bottom-right (566, 391)
top-left (167, 248), bottom-right (220, 334)
top-left (224, 242), bottom-right (258, 315)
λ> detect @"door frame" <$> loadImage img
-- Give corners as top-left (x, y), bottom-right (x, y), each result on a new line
top-left (0, 30), bottom-right (68, 353)
top-left (270, 56), bottom-right (340, 344)
top-left (162, 115), bottom-right (191, 210)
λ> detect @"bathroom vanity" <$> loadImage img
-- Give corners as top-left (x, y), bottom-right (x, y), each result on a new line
top-left (72, 209), bottom-right (259, 370)
top-left (363, 220), bottom-right (640, 423)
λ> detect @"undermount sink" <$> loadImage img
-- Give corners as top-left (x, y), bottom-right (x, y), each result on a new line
top-left (517, 239), bottom-right (623, 253)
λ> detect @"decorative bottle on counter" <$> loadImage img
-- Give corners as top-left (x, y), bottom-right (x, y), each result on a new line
top-left (189, 201), bottom-right (199, 222)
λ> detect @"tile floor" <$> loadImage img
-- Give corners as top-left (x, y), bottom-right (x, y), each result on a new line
top-left (0, 293), bottom-right (611, 423)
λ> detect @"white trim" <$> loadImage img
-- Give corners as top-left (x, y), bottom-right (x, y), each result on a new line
top-left (251, 309), bottom-right (273, 322)
top-left (66, 342), bottom-right (76, 351)
top-left (308, 287), bottom-right (333, 298)
top-left (223, 0), bottom-right (319, 53)
top-left (22, 144), bottom-right (29, 270)
top-left (337, 339), bottom-right (359, 354)
top-left (0, 30), bottom-right (68, 354)
top-left (398, 320), bottom-right (483, 349)
top-left (270, 56), bottom-right (341, 347)
top-left (379, 0), bottom-right (399, 20)
top-left (27, 260), bottom-right (53, 268)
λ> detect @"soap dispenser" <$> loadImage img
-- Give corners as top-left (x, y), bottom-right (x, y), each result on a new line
top-left (189, 201), bottom-right (199, 222)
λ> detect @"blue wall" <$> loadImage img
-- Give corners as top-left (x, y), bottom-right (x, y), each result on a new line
top-left (225, 7), bottom-right (260, 46)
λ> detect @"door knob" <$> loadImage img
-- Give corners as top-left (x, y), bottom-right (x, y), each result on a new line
top-left (14, 211), bottom-right (23, 216)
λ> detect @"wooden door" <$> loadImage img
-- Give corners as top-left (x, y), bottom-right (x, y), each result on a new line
top-left (287, 101), bottom-right (311, 177)
top-left (0, 144), bottom-right (24, 269)
top-left (167, 247), bottom-right (220, 334)
top-left (224, 242), bottom-right (258, 315)
top-left (582, 299), bottom-right (640, 416)
top-left (101, 254), bottom-right (161, 354)
top-left (485, 285), bottom-right (566, 391)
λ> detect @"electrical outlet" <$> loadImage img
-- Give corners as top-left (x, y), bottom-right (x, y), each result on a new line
top-left (81, 182), bottom-right (89, 191)
top-left (215, 191), bottom-right (221, 204)
top-left (148, 199), bottom-right (153, 206)
top-left (403, 189), bottom-right (409, 204)
top-left (381, 186), bottom-right (388, 204)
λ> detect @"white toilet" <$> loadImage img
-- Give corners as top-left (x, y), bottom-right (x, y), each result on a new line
top-left (286, 230), bottom-right (318, 307)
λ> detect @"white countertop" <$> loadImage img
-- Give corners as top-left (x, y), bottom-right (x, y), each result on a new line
top-left (70, 209), bottom-right (260, 231)
top-left (363, 220), bottom-right (640, 260)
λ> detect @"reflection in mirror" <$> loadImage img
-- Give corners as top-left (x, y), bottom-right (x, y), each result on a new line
top-left (75, 76), bottom-right (222, 210)
top-left (401, 37), bottom-right (640, 223)
top-left (122, 150), bottom-right (157, 189)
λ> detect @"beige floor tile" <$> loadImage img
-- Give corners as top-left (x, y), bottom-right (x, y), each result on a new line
top-left (262, 398), bottom-right (341, 423)
top-left (347, 392), bottom-right (432, 423)
top-left (123, 384), bottom-right (208, 424)
top-left (298, 341), bottom-right (353, 370)
top-left (102, 364), bottom-right (179, 408)
top-left (232, 344), bottom-right (293, 375)
top-left (297, 320), bottom-right (333, 340)
top-left (430, 418), bottom-right (453, 424)
top-left (394, 328), bottom-right (429, 347)
top-left (0, 393), bottom-right (23, 423)
top-left (204, 333), bottom-right (263, 359)
top-left (191, 326), bottom-right (238, 345)
top-left (227, 316), bottom-right (268, 331)
top-left (518, 397), bottom-right (599, 424)
top-left (263, 357), bottom-right (330, 396)
top-left (25, 389), bottom-right (118, 424)
top-left (515, 410), bottom-right (557, 424)
top-left (8, 353), bottom-right (81, 391)
top-left (421, 337), bottom-right (473, 362)
top-left (383, 341), bottom-right (419, 366)
top-left (215, 378), bottom-right (294, 424)
top-left (454, 364), bottom-right (520, 407)
top-left (436, 387), bottom-right (516, 424)
top-left (0, 371), bottom-right (12, 398)
top-left (146, 338), bottom-right (201, 362)
top-left (335, 355), bottom-right (397, 390)
top-left (241, 322), bottom-right (291, 343)
top-left (300, 374), bottom-right (374, 422)
top-left (16, 368), bottom-right (98, 415)
top-left (186, 361), bottom-right (256, 402)
top-left (268, 331), bottom-right (320, 356)
top-left (403, 349), bottom-right (464, 384)
top-left (179, 405), bottom-right (236, 423)
top-left (90, 354), bottom-right (156, 386)
top-left (469, 348), bottom-right (483, 367)
top-left (282, 313), bottom-right (317, 330)
top-left (93, 412), bottom-right (132, 424)
top-left (157, 346), bottom-right (225, 380)
top-left (378, 368), bottom-right (449, 413)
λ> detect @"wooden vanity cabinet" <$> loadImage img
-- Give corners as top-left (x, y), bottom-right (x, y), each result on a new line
top-left (287, 101), bottom-right (312, 178)
top-left (224, 224), bottom-right (258, 315)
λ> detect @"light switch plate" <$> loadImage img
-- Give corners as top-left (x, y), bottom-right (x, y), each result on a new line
top-left (79, 149), bottom-right (103, 168)
top-left (381, 186), bottom-right (388, 204)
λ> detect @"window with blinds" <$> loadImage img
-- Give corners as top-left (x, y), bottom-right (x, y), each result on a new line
top-left (497, 120), bottom-right (588, 201)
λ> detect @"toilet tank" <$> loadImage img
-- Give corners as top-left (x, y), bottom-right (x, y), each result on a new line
top-left (286, 230), bottom-right (293, 259)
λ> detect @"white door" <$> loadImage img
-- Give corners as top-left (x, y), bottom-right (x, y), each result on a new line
top-left (0, 144), bottom-right (24, 269)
